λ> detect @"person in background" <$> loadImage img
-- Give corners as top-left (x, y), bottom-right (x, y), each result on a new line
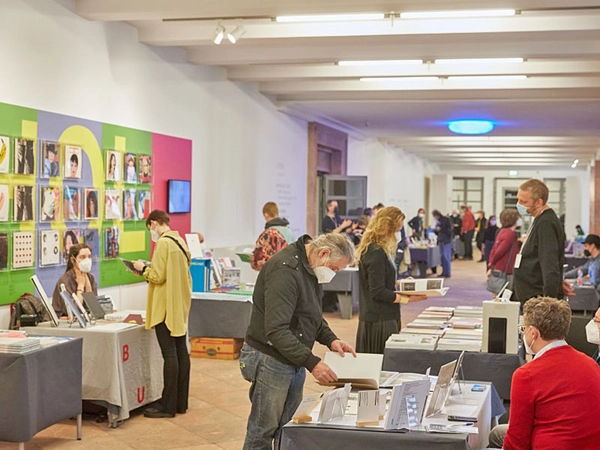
top-left (432, 209), bottom-right (453, 278)
top-left (133, 210), bottom-right (192, 419)
top-left (575, 224), bottom-right (585, 236)
top-left (322, 200), bottom-right (352, 234)
top-left (475, 210), bottom-right (487, 262)
top-left (356, 206), bottom-right (427, 354)
top-left (408, 208), bottom-right (425, 239)
top-left (241, 233), bottom-right (356, 450)
top-left (481, 215), bottom-right (498, 268)
top-left (350, 214), bottom-right (370, 246)
top-left (564, 234), bottom-right (600, 291)
top-left (251, 202), bottom-right (295, 271)
top-left (487, 209), bottom-right (520, 294)
top-left (52, 244), bottom-right (97, 317)
top-left (450, 209), bottom-right (463, 259)
top-left (460, 205), bottom-right (476, 260)
top-left (498, 297), bottom-right (600, 450)
top-left (372, 203), bottom-right (385, 216)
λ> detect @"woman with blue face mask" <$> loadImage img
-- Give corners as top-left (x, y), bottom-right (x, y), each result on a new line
top-left (355, 206), bottom-right (428, 354)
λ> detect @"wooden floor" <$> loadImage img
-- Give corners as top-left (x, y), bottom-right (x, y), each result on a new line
top-left (1, 253), bottom-right (493, 450)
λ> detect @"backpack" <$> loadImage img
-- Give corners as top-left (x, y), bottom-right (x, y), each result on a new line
top-left (9, 293), bottom-right (49, 329)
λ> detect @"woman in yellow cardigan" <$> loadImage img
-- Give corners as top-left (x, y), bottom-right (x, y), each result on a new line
top-left (134, 209), bottom-right (192, 418)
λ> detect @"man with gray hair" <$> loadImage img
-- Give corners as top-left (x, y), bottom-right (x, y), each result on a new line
top-left (241, 233), bottom-right (356, 450)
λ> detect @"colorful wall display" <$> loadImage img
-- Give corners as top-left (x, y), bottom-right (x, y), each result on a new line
top-left (0, 101), bottom-right (192, 305)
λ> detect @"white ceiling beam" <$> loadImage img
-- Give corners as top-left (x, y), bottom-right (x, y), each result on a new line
top-left (381, 136), bottom-right (600, 146)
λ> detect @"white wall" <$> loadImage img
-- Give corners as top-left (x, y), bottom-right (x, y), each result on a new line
top-left (0, 0), bottom-right (308, 325)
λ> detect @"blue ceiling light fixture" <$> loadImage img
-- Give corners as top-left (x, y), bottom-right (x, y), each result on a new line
top-left (448, 120), bottom-right (495, 135)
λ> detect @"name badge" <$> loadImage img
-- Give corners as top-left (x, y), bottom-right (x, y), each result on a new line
top-left (514, 254), bottom-right (522, 269)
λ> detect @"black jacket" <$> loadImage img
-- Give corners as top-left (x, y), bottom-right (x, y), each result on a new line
top-left (265, 217), bottom-right (289, 229)
top-left (358, 243), bottom-right (399, 323)
top-left (408, 216), bottom-right (424, 238)
top-left (513, 208), bottom-right (565, 304)
top-left (436, 215), bottom-right (453, 244)
top-left (245, 235), bottom-right (338, 371)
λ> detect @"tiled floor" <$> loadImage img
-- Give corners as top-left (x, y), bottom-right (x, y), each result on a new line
top-left (1, 254), bottom-right (492, 450)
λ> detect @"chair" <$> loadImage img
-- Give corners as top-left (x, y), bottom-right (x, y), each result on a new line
top-left (566, 314), bottom-right (598, 357)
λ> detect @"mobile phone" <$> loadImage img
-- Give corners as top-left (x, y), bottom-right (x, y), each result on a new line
top-left (447, 415), bottom-right (478, 423)
top-left (471, 385), bottom-right (486, 392)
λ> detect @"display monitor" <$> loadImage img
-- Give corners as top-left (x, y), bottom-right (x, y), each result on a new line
top-left (167, 179), bottom-right (191, 214)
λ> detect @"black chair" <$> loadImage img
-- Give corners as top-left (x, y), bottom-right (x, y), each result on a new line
top-left (566, 314), bottom-right (598, 357)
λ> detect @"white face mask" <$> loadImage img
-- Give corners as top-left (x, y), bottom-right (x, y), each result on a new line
top-left (586, 320), bottom-right (600, 345)
top-left (150, 229), bottom-right (160, 243)
top-left (78, 258), bottom-right (92, 273)
top-left (313, 254), bottom-right (336, 284)
top-left (395, 231), bottom-right (403, 242)
top-left (524, 327), bottom-right (536, 355)
top-left (418, 213), bottom-right (425, 218)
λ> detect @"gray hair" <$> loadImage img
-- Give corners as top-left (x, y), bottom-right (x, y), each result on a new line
top-left (309, 233), bottom-right (355, 266)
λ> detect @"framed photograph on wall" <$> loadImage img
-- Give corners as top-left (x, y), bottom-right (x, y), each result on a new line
top-left (63, 229), bottom-right (80, 262)
top-left (64, 145), bottom-right (82, 179)
top-left (63, 186), bottom-right (81, 221)
top-left (39, 229), bottom-right (60, 266)
top-left (14, 138), bottom-right (35, 175)
top-left (82, 228), bottom-right (100, 260)
top-left (14, 185), bottom-right (34, 222)
top-left (40, 141), bottom-right (61, 178)
top-left (0, 184), bottom-right (8, 222)
top-left (137, 190), bottom-right (152, 219)
top-left (0, 136), bottom-right (11, 174)
top-left (84, 188), bottom-right (99, 220)
top-left (105, 188), bottom-right (122, 220)
top-left (40, 186), bottom-right (61, 222)
top-left (104, 226), bottom-right (120, 259)
top-left (125, 153), bottom-right (137, 183)
top-left (105, 150), bottom-right (122, 182)
top-left (0, 232), bottom-right (8, 270)
top-left (123, 188), bottom-right (137, 220)
top-left (13, 231), bottom-right (34, 269)
top-left (138, 155), bottom-right (152, 183)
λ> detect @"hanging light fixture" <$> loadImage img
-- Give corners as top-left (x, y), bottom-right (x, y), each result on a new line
top-left (212, 24), bottom-right (225, 45)
top-left (227, 24), bottom-right (246, 43)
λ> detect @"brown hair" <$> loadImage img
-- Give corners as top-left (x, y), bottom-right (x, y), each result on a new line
top-left (519, 179), bottom-right (549, 204)
top-left (499, 208), bottom-right (520, 228)
top-left (66, 244), bottom-right (91, 272)
top-left (262, 202), bottom-right (279, 218)
top-left (523, 296), bottom-right (571, 340)
top-left (146, 209), bottom-right (170, 227)
top-left (356, 206), bottom-right (405, 260)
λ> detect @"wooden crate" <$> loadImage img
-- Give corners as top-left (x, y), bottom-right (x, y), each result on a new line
top-left (190, 337), bottom-right (243, 360)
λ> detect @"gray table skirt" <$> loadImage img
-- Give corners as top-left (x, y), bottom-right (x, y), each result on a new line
top-left (0, 338), bottom-right (83, 442)
top-left (383, 348), bottom-right (524, 400)
top-left (188, 298), bottom-right (252, 339)
top-left (569, 285), bottom-right (599, 312)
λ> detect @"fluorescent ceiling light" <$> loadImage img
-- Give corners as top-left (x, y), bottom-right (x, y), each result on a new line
top-left (339, 60), bottom-right (423, 66)
top-left (448, 120), bottom-right (495, 135)
top-left (227, 25), bottom-right (246, 43)
top-left (212, 24), bottom-right (225, 45)
top-left (435, 58), bottom-right (524, 65)
top-left (360, 76), bottom-right (438, 82)
top-left (447, 75), bottom-right (527, 81)
top-left (276, 13), bottom-right (385, 22)
top-left (400, 9), bottom-right (516, 19)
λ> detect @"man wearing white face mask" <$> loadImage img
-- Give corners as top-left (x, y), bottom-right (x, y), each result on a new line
top-left (241, 232), bottom-right (357, 450)
top-left (52, 243), bottom-right (97, 317)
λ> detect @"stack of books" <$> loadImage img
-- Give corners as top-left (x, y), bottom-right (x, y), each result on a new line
top-left (436, 337), bottom-right (482, 352)
top-left (0, 337), bottom-right (41, 354)
top-left (453, 306), bottom-right (484, 318)
top-left (443, 328), bottom-right (483, 341)
top-left (385, 333), bottom-right (439, 350)
top-left (448, 317), bottom-right (483, 329)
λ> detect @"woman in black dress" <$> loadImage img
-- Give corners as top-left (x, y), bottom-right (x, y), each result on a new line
top-left (355, 206), bottom-right (427, 353)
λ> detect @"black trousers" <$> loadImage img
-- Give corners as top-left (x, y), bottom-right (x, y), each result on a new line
top-left (462, 230), bottom-right (475, 258)
top-left (154, 322), bottom-right (190, 414)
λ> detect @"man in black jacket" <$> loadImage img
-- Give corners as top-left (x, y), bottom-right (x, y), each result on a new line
top-left (241, 233), bottom-right (356, 450)
top-left (512, 179), bottom-right (574, 305)
top-left (433, 209), bottom-right (453, 277)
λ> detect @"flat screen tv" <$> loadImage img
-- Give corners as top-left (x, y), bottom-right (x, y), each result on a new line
top-left (168, 179), bottom-right (191, 214)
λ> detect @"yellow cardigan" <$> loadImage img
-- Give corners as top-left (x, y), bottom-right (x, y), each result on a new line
top-left (143, 230), bottom-right (192, 337)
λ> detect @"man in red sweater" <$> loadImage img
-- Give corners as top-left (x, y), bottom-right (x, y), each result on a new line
top-left (460, 205), bottom-right (476, 260)
top-left (502, 297), bottom-right (600, 450)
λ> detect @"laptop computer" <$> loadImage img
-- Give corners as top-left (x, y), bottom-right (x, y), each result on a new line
top-left (82, 292), bottom-right (107, 320)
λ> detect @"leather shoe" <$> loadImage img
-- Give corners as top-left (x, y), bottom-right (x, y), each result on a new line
top-left (144, 407), bottom-right (174, 419)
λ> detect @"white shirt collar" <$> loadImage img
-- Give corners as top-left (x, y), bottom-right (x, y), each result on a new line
top-left (534, 340), bottom-right (568, 359)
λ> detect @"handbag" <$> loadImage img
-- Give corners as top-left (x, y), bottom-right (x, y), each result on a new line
top-left (486, 238), bottom-right (516, 294)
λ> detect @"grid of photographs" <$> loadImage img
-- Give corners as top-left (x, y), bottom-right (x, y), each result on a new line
top-left (13, 231), bottom-right (34, 269)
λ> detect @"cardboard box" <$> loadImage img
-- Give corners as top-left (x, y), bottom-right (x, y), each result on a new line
top-left (190, 337), bottom-right (243, 360)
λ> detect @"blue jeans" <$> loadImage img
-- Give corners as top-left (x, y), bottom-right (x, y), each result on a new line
top-left (440, 242), bottom-right (452, 277)
top-left (240, 343), bottom-right (306, 450)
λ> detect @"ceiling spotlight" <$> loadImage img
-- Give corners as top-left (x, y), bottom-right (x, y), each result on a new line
top-left (448, 120), bottom-right (495, 135)
top-left (227, 24), bottom-right (246, 44)
top-left (212, 24), bottom-right (225, 45)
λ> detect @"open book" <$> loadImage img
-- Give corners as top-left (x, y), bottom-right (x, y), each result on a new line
top-left (396, 277), bottom-right (449, 297)
top-left (120, 258), bottom-right (148, 276)
top-left (318, 352), bottom-right (383, 390)
top-left (236, 248), bottom-right (254, 264)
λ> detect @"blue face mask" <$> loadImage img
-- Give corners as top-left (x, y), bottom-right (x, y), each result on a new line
top-left (516, 203), bottom-right (529, 216)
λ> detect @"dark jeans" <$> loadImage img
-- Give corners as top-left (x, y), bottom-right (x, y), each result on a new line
top-left (462, 230), bottom-right (475, 258)
top-left (440, 242), bottom-right (452, 277)
top-left (154, 322), bottom-right (190, 415)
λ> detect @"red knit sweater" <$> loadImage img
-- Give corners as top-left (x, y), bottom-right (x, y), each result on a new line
top-left (504, 345), bottom-right (600, 450)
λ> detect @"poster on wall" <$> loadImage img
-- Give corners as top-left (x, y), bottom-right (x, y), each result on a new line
top-left (123, 189), bottom-right (137, 220)
top-left (13, 231), bottom-right (34, 269)
top-left (105, 150), bottom-right (122, 182)
top-left (82, 228), bottom-right (100, 259)
top-left (39, 229), bottom-right (60, 266)
top-left (84, 188), bottom-right (99, 220)
top-left (14, 138), bottom-right (35, 175)
top-left (125, 153), bottom-right (137, 183)
top-left (0, 232), bottom-right (8, 270)
top-left (0, 136), bottom-right (11, 174)
top-left (40, 141), bottom-right (61, 178)
top-left (14, 185), bottom-right (34, 221)
top-left (137, 190), bottom-right (152, 219)
top-left (0, 184), bottom-right (8, 222)
top-left (104, 227), bottom-right (119, 259)
top-left (64, 145), bottom-right (82, 179)
top-left (63, 229), bottom-right (80, 262)
top-left (63, 186), bottom-right (81, 221)
top-left (40, 186), bottom-right (61, 222)
top-left (105, 188), bottom-right (122, 220)
top-left (138, 155), bottom-right (152, 183)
